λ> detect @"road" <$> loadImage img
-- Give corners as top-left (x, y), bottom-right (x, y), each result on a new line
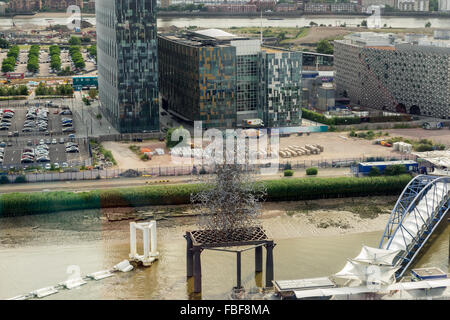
top-left (0, 167), bottom-right (352, 194)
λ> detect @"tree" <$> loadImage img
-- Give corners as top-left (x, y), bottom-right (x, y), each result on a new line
top-left (0, 38), bottom-right (10, 49)
top-left (316, 40), bottom-right (333, 54)
top-left (69, 36), bottom-right (81, 46)
top-left (425, 22), bottom-right (432, 28)
top-left (361, 20), bottom-right (368, 27)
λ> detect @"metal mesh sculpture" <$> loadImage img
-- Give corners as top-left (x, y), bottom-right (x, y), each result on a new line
top-left (190, 163), bottom-right (267, 240)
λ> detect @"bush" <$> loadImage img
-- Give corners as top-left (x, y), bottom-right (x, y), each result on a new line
top-left (14, 175), bottom-right (27, 183)
top-left (0, 175), bottom-right (10, 184)
top-left (284, 169), bottom-right (294, 177)
top-left (384, 165), bottom-right (407, 176)
top-left (368, 166), bottom-right (381, 177)
top-left (414, 144), bottom-right (433, 152)
top-left (306, 167), bottom-right (318, 176)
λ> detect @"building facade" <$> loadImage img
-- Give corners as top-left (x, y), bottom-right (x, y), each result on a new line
top-left (259, 48), bottom-right (303, 127)
top-left (96, 0), bottom-right (159, 133)
top-left (158, 29), bottom-right (302, 129)
top-left (334, 33), bottom-right (450, 119)
top-left (439, 0), bottom-right (450, 10)
top-left (9, 0), bottom-right (41, 13)
top-left (397, 0), bottom-right (429, 11)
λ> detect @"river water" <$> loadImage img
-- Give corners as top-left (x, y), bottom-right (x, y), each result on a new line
top-left (1, 15), bottom-right (450, 30)
top-left (0, 207), bottom-right (448, 300)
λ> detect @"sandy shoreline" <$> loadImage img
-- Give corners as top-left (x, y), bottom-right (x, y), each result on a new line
top-left (12, 12), bottom-right (95, 19)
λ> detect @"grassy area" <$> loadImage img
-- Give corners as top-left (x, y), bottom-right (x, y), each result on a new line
top-left (0, 175), bottom-right (412, 217)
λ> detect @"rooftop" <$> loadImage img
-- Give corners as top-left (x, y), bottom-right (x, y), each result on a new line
top-left (192, 29), bottom-right (238, 40)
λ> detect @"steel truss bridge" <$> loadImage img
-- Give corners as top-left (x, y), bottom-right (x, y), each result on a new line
top-left (379, 175), bottom-right (450, 279)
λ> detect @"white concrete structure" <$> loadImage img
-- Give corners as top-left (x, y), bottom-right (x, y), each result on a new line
top-left (129, 221), bottom-right (159, 266)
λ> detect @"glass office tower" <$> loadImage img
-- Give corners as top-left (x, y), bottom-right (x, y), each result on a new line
top-left (96, 0), bottom-right (159, 133)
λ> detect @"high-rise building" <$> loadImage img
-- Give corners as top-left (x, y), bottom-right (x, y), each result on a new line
top-left (96, 0), bottom-right (159, 133)
top-left (158, 29), bottom-right (302, 129)
top-left (259, 48), bottom-right (303, 127)
top-left (334, 32), bottom-right (450, 119)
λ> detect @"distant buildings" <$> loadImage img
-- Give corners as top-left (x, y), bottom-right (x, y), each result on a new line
top-left (0, 2), bottom-right (8, 15)
top-left (439, 0), bottom-right (450, 11)
top-left (304, 2), bottom-right (359, 13)
top-left (334, 32), bottom-right (450, 119)
top-left (206, 4), bottom-right (258, 13)
top-left (361, 0), bottom-right (396, 8)
top-left (158, 29), bottom-right (302, 129)
top-left (397, 0), bottom-right (429, 11)
top-left (96, 0), bottom-right (159, 133)
top-left (8, 0), bottom-right (84, 13)
top-left (8, 0), bottom-right (41, 13)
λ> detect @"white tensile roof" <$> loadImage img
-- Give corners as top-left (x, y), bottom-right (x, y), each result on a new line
top-left (353, 245), bottom-right (400, 266)
top-left (334, 259), bottom-right (399, 285)
top-left (194, 29), bottom-right (237, 39)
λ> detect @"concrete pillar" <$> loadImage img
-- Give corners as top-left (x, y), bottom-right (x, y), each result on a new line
top-left (193, 246), bottom-right (202, 293)
top-left (265, 241), bottom-right (275, 288)
top-left (150, 221), bottom-right (157, 256)
top-left (255, 245), bottom-right (263, 273)
top-left (129, 222), bottom-right (136, 258)
top-left (236, 251), bottom-right (242, 289)
top-left (186, 232), bottom-right (194, 278)
top-left (143, 227), bottom-right (149, 260)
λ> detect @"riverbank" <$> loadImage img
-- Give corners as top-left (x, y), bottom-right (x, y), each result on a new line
top-left (1, 194), bottom-right (447, 300)
top-left (0, 175), bottom-right (412, 217)
top-left (12, 12), bottom-right (95, 19)
top-left (0, 196), bottom-right (398, 249)
top-left (157, 11), bottom-right (450, 19)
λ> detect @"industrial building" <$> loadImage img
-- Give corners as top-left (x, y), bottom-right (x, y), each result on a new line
top-left (301, 71), bottom-right (335, 111)
top-left (158, 29), bottom-right (302, 129)
top-left (96, 0), bottom-right (159, 133)
top-left (334, 32), bottom-right (450, 119)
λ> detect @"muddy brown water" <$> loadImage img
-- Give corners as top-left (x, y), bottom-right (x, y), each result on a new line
top-left (0, 206), bottom-right (448, 300)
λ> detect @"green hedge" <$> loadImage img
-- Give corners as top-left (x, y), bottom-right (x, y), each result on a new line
top-left (0, 175), bottom-right (412, 217)
top-left (302, 108), bottom-right (361, 126)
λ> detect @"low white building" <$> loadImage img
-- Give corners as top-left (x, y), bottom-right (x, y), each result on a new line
top-left (439, 0), bottom-right (450, 10)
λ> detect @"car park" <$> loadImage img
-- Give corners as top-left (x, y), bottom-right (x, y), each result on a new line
top-left (37, 156), bottom-right (50, 163)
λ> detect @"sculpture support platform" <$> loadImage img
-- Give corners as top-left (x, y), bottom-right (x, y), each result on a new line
top-left (184, 227), bottom-right (275, 293)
